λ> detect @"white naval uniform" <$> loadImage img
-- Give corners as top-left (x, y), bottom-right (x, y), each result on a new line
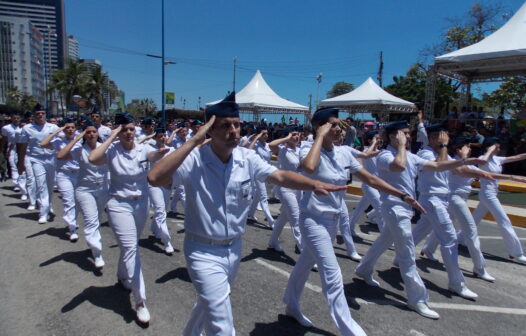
top-left (422, 160), bottom-right (488, 275)
top-left (147, 144), bottom-right (174, 247)
top-left (2, 123), bottom-right (20, 184)
top-left (356, 145), bottom-right (430, 306)
top-left (97, 124), bottom-right (112, 143)
top-left (51, 137), bottom-right (80, 233)
top-left (71, 142), bottom-right (109, 258)
top-left (170, 136), bottom-right (186, 212)
top-left (248, 141), bottom-right (275, 225)
top-left (176, 144), bottom-right (277, 336)
top-left (17, 122), bottom-right (59, 218)
top-left (284, 145), bottom-right (366, 336)
top-left (14, 128), bottom-right (33, 200)
top-left (471, 155), bottom-right (524, 257)
top-left (348, 146), bottom-right (384, 232)
top-left (105, 141), bottom-right (150, 304)
top-left (268, 144), bottom-right (302, 250)
top-left (410, 146), bottom-right (466, 291)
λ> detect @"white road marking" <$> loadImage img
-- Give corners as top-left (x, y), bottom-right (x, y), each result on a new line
top-left (409, 330), bottom-right (428, 336)
top-left (478, 235), bottom-right (526, 241)
top-left (254, 256), bottom-right (526, 316)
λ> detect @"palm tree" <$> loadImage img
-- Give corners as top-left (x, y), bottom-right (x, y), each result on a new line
top-left (86, 66), bottom-right (109, 112)
top-left (139, 98), bottom-right (157, 117)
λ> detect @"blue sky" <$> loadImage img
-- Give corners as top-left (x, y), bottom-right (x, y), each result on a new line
top-left (66, 0), bottom-right (525, 113)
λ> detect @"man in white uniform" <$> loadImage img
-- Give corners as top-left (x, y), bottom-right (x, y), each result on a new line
top-left (148, 92), bottom-right (346, 336)
top-left (16, 104), bottom-right (59, 223)
top-left (1, 113), bottom-right (21, 189)
top-left (90, 109), bottom-right (112, 142)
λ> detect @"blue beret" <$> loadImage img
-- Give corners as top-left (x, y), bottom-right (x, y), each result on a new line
top-left (82, 121), bottom-right (96, 130)
top-left (205, 91), bottom-right (239, 119)
top-left (384, 121), bottom-right (409, 134)
top-left (177, 122), bottom-right (186, 128)
top-left (90, 108), bottom-right (101, 115)
top-left (80, 115), bottom-right (90, 121)
top-left (256, 126), bottom-right (268, 133)
top-left (311, 108), bottom-right (338, 124)
top-left (115, 113), bottom-right (134, 125)
top-left (451, 136), bottom-right (471, 147)
top-left (155, 127), bottom-right (165, 134)
top-left (192, 119), bottom-right (203, 126)
top-left (24, 111), bottom-right (32, 119)
top-left (32, 103), bottom-right (44, 113)
top-left (365, 130), bottom-right (379, 140)
top-left (142, 118), bottom-right (154, 125)
top-left (425, 122), bottom-right (448, 134)
top-left (483, 136), bottom-right (500, 147)
top-left (62, 118), bottom-right (74, 124)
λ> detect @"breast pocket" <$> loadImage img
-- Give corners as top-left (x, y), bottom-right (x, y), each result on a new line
top-left (139, 159), bottom-right (149, 171)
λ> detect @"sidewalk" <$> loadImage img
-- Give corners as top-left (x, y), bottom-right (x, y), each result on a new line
top-left (346, 181), bottom-right (526, 228)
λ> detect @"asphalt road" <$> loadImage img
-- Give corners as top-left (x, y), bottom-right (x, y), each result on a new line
top-left (0, 181), bottom-right (525, 336)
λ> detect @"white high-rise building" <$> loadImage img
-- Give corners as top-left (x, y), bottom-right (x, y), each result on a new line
top-left (67, 34), bottom-right (78, 60)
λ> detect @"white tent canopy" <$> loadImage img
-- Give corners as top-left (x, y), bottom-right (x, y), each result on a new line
top-left (207, 70), bottom-right (308, 113)
top-left (436, 2), bottom-right (526, 63)
top-left (320, 77), bottom-right (415, 110)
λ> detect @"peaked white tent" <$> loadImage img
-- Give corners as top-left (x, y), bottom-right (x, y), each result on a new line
top-left (425, 1), bottom-right (526, 117)
top-left (207, 70), bottom-right (308, 122)
top-left (320, 77), bottom-right (415, 121)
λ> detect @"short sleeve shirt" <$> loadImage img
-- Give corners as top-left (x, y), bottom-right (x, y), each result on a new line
top-left (361, 146), bottom-right (379, 176)
top-left (71, 142), bottom-right (109, 189)
top-left (171, 136), bottom-right (186, 149)
top-left (17, 122), bottom-right (59, 158)
top-left (377, 145), bottom-right (428, 203)
top-left (1, 123), bottom-right (20, 145)
top-left (479, 155), bottom-right (506, 193)
top-left (449, 156), bottom-right (478, 194)
top-left (105, 142), bottom-right (150, 198)
top-left (51, 137), bottom-right (80, 172)
top-left (174, 145), bottom-right (277, 240)
top-left (97, 125), bottom-right (112, 142)
top-left (416, 146), bottom-right (451, 195)
top-left (253, 141), bottom-right (272, 162)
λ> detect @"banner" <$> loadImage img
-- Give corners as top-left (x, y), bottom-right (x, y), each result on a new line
top-left (165, 92), bottom-right (175, 109)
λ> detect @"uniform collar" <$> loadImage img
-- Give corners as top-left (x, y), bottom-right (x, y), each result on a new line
top-left (201, 143), bottom-right (244, 166)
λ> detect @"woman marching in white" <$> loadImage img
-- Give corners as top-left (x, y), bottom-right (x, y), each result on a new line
top-left (57, 121), bottom-right (109, 268)
top-left (267, 126), bottom-right (302, 252)
top-left (283, 109), bottom-right (426, 335)
top-left (89, 113), bottom-right (169, 323)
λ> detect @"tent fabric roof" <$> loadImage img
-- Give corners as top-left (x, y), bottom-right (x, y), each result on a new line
top-left (436, 2), bottom-right (526, 63)
top-left (206, 70), bottom-right (308, 112)
top-left (319, 77), bottom-right (415, 108)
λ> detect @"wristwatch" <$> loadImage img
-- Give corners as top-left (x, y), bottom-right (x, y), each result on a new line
top-left (400, 193), bottom-right (409, 201)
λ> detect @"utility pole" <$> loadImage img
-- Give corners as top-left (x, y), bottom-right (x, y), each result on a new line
top-left (233, 56), bottom-right (237, 92)
top-left (161, 0), bottom-right (166, 122)
top-left (46, 25), bottom-right (52, 113)
top-left (315, 73), bottom-right (323, 109)
top-left (377, 51), bottom-right (384, 88)
top-left (198, 96), bottom-right (201, 109)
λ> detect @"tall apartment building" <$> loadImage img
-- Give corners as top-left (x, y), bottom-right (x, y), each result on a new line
top-left (66, 34), bottom-right (78, 60)
top-left (0, 15), bottom-right (44, 104)
top-left (0, 0), bottom-right (67, 76)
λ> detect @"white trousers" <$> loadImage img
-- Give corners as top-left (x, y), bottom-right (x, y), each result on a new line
top-left (269, 188), bottom-right (302, 250)
top-left (338, 202), bottom-right (358, 256)
top-left (23, 156), bottom-right (36, 205)
top-left (171, 179), bottom-right (186, 212)
top-left (356, 202), bottom-right (429, 305)
top-left (29, 157), bottom-right (55, 217)
top-left (76, 186), bottom-right (109, 258)
top-left (412, 195), bottom-right (464, 289)
top-left (56, 170), bottom-right (78, 231)
top-left (470, 189), bottom-right (524, 257)
top-left (183, 238), bottom-right (242, 336)
top-left (149, 185), bottom-right (172, 245)
top-left (8, 147), bottom-right (19, 182)
top-left (248, 179), bottom-right (274, 223)
top-left (348, 185), bottom-right (384, 232)
top-left (107, 196), bottom-right (149, 304)
top-left (423, 193), bottom-right (487, 274)
top-left (284, 212), bottom-right (366, 336)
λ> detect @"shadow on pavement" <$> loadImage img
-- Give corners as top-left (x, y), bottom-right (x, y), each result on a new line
top-left (139, 236), bottom-right (180, 255)
top-left (246, 219), bottom-right (273, 231)
top-left (156, 267), bottom-right (191, 284)
top-left (2, 193), bottom-right (24, 200)
top-left (10, 211), bottom-right (39, 221)
top-left (415, 257), bottom-right (446, 274)
top-left (241, 248), bottom-right (296, 267)
top-left (27, 227), bottom-right (69, 241)
top-left (250, 314), bottom-right (336, 336)
top-left (6, 202), bottom-right (30, 209)
top-left (61, 284), bottom-right (137, 324)
top-left (39, 249), bottom-right (102, 276)
top-left (346, 275), bottom-right (408, 311)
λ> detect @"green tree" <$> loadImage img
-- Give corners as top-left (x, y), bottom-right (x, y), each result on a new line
top-left (326, 82), bottom-right (355, 98)
top-left (482, 77), bottom-right (526, 117)
top-left (5, 87), bottom-right (38, 113)
top-left (138, 98), bottom-right (157, 117)
top-left (85, 66), bottom-right (109, 111)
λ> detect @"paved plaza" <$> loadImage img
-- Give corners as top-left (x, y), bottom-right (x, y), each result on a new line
top-left (0, 182), bottom-right (525, 336)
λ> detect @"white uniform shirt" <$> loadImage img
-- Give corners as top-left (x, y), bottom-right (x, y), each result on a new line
top-left (137, 133), bottom-right (156, 146)
top-left (239, 135), bottom-right (254, 147)
top-left (361, 146), bottom-right (379, 176)
top-left (300, 144), bottom-right (361, 215)
top-left (105, 141), bottom-right (150, 198)
top-left (336, 145), bottom-right (363, 180)
top-left (134, 126), bottom-right (143, 141)
top-left (17, 122), bottom-right (59, 159)
top-left (1, 123), bottom-right (20, 146)
top-left (416, 146), bottom-right (451, 195)
top-left (174, 144), bottom-right (277, 240)
top-left (253, 141), bottom-right (272, 162)
top-left (171, 136), bottom-right (186, 149)
top-left (97, 125), bottom-right (112, 142)
top-left (51, 137), bottom-right (80, 172)
top-left (376, 145), bottom-right (428, 203)
top-left (277, 145), bottom-right (300, 172)
top-left (416, 122), bottom-right (429, 147)
top-left (449, 156), bottom-right (479, 194)
top-left (147, 144), bottom-right (174, 168)
top-left (186, 129), bottom-right (194, 140)
top-left (70, 142), bottom-right (109, 189)
top-left (478, 155), bottom-right (506, 193)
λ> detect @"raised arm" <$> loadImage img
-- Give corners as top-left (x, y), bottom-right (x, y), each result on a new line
top-left (503, 153), bottom-right (526, 164)
top-left (138, 132), bottom-right (156, 144)
top-left (416, 110), bottom-right (428, 147)
top-left (266, 170), bottom-right (347, 195)
top-left (165, 128), bottom-right (179, 146)
top-left (300, 123), bottom-right (331, 174)
top-left (88, 125), bottom-right (121, 166)
top-left (148, 116), bottom-right (215, 187)
top-left (268, 133), bottom-right (291, 155)
top-left (57, 131), bottom-right (85, 160)
top-left (40, 126), bottom-right (65, 149)
top-left (248, 132), bottom-right (263, 150)
top-left (389, 131), bottom-right (408, 172)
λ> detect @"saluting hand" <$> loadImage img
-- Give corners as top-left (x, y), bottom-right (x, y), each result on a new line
top-left (317, 123), bottom-right (332, 139)
top-left (313, 182), bottom-right (347, 196)
top-left (110, 124), bottom-right (122, 138)
top-left (192, 115), bottom-right (215, 144)
top-left (158, 147), bottom-right (170, 156)
top-left (395, 130), bottom-right (407, 147)
top-left (438, 131), bottom-right (449, 146)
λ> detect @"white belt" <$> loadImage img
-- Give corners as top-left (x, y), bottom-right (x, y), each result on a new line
top-left (185, 232), bottom-right (239, 246)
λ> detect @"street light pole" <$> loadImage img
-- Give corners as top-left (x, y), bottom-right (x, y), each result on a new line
top-left (233, 56), bottom-right (237, 92)
top-left (315, 73), bottom-right (323, 109)
top-left (161, 0), bottom-right (166, 122)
